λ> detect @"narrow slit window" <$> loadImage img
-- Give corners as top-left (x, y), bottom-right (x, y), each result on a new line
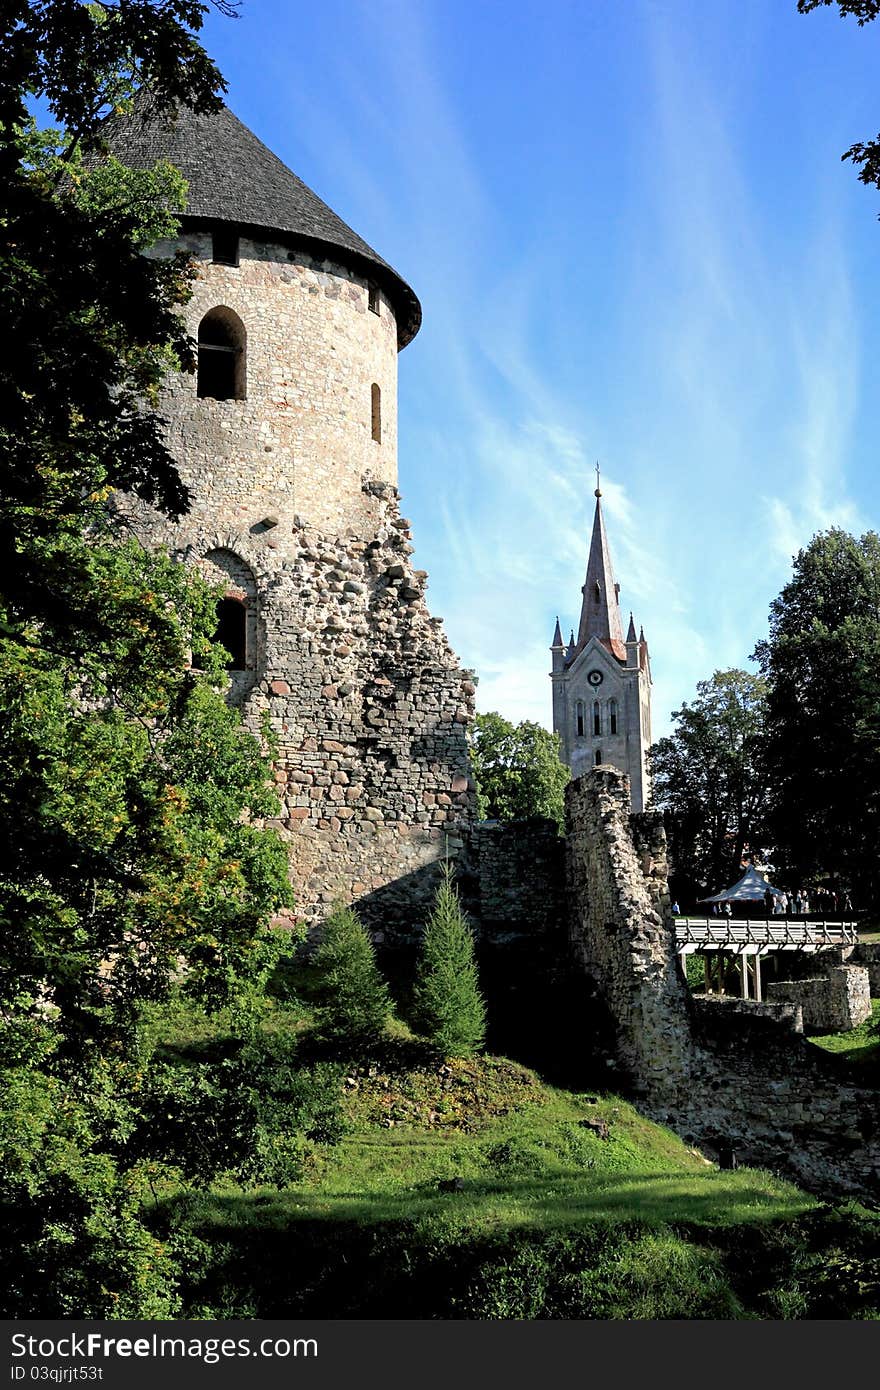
top-left (368, 283), bottom-right (380, 314)
top-left (595, 749), bottom-right (602, 766)
top-left (609, 699), bottom-right (618, 735)
top-left (212, 228), bottom-right (240, 266)
top-left (593, 701), bottom-right (601, 736)
top-left (371, 383), bottom-right (381, 442)
top-left (198, 307), bottom-right (246, 401)
top-left (576, 701), bottom-right (584, 738)
top-left (215, 596), bottom-right (247, 670)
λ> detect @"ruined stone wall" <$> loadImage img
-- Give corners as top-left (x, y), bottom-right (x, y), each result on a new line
top-left (566, 767), bottom-right (880, 1199)
top-left (468, 819), bottom-right (566, 942)
top-left (131, 480), bottom-right (477, 936)
top-left (852, 941), bottom-right (880, 997)
top-left (149, 231), bottom-right (398, 537)
top-left (766, 967), bottom-right (872, 1034)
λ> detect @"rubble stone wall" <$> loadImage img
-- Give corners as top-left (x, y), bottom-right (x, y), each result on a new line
top-left (766, 967), bottom-right (872, 1034)
top-left (132, 480), bottom-right (477, 937)
top-left (566, 766), bottom-right (880, 1199)
top-left (468, 819), bottom-right (566, 942)
top-left (851, 941), bottom-right (880, 997)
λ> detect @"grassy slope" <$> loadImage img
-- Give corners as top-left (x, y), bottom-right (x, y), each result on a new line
top-left (149, 1001), bottom-right (879, 1318)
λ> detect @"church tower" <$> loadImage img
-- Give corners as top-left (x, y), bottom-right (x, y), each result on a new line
top-left (551, 475), bottom-right (652, 811)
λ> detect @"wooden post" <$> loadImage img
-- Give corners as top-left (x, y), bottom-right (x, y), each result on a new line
top-left (740, 955), bottom-right (749, 999)
top-left (704, 954), bottom-right (711, 994)
top-left (718, 952), bottom-right (726, 996)
top-left (754, 953), bottom-right (762, 1002)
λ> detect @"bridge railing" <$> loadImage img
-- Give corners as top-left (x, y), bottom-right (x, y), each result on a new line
top-left (673, 917), bottom-right (859, 950)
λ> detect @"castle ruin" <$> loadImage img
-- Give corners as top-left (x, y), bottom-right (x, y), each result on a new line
top-left (105, 95), bottom-right (478, 932)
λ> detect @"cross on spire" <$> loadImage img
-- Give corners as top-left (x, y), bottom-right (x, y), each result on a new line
top-left (595, 460), bottom-right (601, 498)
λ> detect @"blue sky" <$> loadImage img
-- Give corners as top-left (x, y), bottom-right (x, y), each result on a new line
top-left (198, 0), bottom-right (880, 737)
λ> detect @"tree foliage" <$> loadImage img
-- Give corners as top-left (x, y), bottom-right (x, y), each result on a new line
top-left (414, 865), bottom-right (486, 1059)
top-left (1, 0), bottom-right (294, 1067)
top-left (650, 670), bottom-right (769, 899)
top-left (0, 1), bottom-right (324, 1317)
top-left (312, 904), bottom-right (393, 1052)
top-left (755, 528), bottom-right (880, 907)
top-left (469, 711), bottom-right (570, 831)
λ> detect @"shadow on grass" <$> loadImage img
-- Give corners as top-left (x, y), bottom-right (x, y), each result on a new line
top-left (177, 1166), bottom-right (812, 1235)
top-left (159, 1170), bottom-right (823, 1318)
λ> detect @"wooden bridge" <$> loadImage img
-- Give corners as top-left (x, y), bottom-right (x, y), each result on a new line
top-left (673, 917), bottom-right (859, 1002)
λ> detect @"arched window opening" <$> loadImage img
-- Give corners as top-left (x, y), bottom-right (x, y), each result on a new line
top-left (576, 701), bottom-right (584, 738)
top-left (215, 596), bottom-right (247, 670)
top-left (593, 581), bottom-right (601, 604)
top-left (609, 699), bottom-right (618, 735)
top-left (593, 700), bottom-right (601, 736)
top-left (198, 307), bottom-right (246, 400)
top-left (595, 749), bottom-right (602, 766)
top-left (371, 382), bottom-right (382, 442)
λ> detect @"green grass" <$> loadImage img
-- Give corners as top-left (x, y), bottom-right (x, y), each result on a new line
top-left (143, 998), bottom-right (880, 1319)
top-left (292, 1060), bottom-right (812, 1231)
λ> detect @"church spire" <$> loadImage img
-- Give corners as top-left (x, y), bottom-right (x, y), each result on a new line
top-left (575, 469), bottom-right (626, 661)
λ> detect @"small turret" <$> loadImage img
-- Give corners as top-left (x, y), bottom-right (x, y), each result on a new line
top-left (639, 625), bottom-right (651, 678)
top-left (625, 611), bottom-right (639, 667)
top-left (550, 616), bottom-right (566, 675)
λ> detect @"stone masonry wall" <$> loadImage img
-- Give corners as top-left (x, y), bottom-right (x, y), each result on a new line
top-left (149, 231), bottom-right (399, 538)
top-left (566, 766), bottom-right (880, 1199)
top-left (132, 481), bottom-right (477, 937)
top-left (467, 819), bottom-right (566, 943)
top-left (766, 967), bottom-right (872, 1034)
top-left (852, 941), bottom-right (880, 997)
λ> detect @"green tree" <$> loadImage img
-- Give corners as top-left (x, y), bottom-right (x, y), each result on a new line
top-left (312, 904), bottom-right (393, 1052)
top-left (414, 864), bottom-right (486, 1059)
top-left (469, 711), bottom-right (570, 831)
top-left (1, 0), bottom-right (294, 1067)
top-left (650, 669), bottom-right (769, 899)
top-left (755, 528), bottom-right (880, 908)
top-left (0, 1), bottom-right (308, 1317)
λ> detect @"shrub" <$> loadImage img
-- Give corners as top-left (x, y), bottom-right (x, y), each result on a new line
top-left (313, 903), bottom-right (393, 1052)
top-left (414, 864), bottom-right (486, 1059)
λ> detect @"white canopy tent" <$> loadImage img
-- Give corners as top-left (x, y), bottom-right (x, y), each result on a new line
top-left (697, 865), bottom-right (783, 905)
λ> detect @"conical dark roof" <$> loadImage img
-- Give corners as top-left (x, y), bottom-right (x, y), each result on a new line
top-left (97, 94), bottom-right (421, 347)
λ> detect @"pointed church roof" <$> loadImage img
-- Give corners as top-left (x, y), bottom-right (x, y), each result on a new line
top-left (94, 93), bottom-right (421, 347)
top-left (626, 612), bottom-right (637, 643)
top-left (551, 616), bottom-right (564, 648)
top-left (573, 487), bottom-right (627, 663)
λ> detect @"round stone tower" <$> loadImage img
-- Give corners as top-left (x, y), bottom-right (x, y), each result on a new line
top-left (101, 96), bottom-right (477, 932)
top-left (105, 94), bottom-right (421, 540)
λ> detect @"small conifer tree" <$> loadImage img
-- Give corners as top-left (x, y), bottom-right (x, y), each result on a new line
top-left (313, 903), bottom-right (393, 1052)
top-left (414, 864), bottom-right (486, 1058)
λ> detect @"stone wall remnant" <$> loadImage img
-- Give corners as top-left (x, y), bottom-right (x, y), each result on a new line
top-left (566, 765), bottom-right (880, 1200)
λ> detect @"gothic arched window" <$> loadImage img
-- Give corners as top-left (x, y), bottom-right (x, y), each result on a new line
top-left (593, 700), bottom-right (601, 736)
top-left (198, 306), bottom-right (246, 400)
top-left (609, 699), bottom-right (618, 735)
top-left (371, 383), bottom-right (382, 442)
top-left (576, 701), bottom-right (584, 737)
